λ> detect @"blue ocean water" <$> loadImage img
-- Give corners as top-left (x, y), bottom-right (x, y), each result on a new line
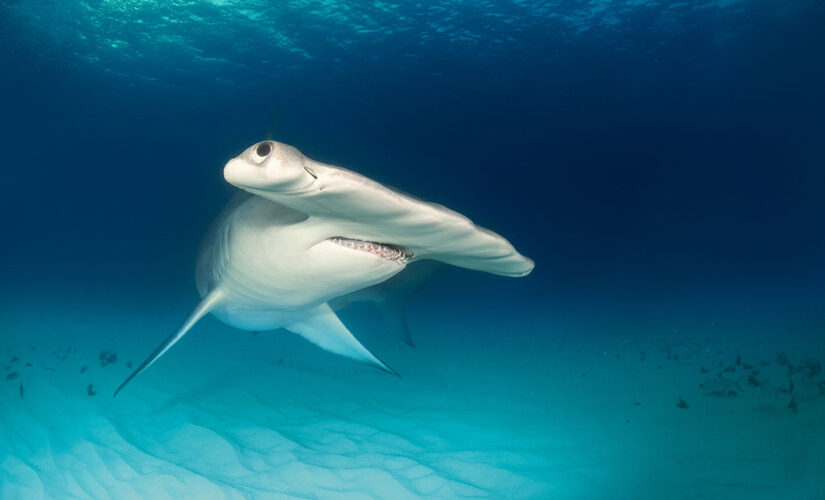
top-left (1, 0), bottom-right (825, 498)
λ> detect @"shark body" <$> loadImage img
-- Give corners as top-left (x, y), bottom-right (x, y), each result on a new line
top-left (115, 141), bottom-right (533, 396)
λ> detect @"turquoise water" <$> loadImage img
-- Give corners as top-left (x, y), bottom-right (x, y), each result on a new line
top-left (2, 0), bottom-right (825, 498)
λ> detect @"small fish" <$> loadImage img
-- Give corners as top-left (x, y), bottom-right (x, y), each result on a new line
top-left (700, 367), bottom-right (709, 374)
top-left (788, 396), bottom-right (797, 413)
top-left (80, 365), bottom-right (88, 374)
top-left (126, 361), bottom-right (133, 368)
top-left (10, 355), bottom-right (19, 363)
top-left (19, 382), bottom-right (24, 399)
top-left (87, 384), bottom-right (97, 396)
top-left (676, 397), bottom-right (689, 409)
top-left (6, 372), bottom-right (19, 381)
top-left (25, 362), bottom-right (32, 367)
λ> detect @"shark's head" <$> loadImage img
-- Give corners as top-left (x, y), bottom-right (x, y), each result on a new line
top-left (224, 141), bottom-right (317, 194)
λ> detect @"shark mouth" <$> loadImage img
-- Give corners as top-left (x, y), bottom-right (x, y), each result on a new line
top-left (329, 237), bottom-right (413, 264)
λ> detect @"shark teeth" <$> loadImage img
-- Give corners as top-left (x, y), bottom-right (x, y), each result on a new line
top-left (329, 237), bottom-right (412, 264)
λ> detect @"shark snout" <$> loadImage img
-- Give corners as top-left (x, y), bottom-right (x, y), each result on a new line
top-left (223, 153), bottom-right (316, 194)
top-left (223, 158), bottom-right (248, 186)
top-left (223, 157), bottom-right (271, 189)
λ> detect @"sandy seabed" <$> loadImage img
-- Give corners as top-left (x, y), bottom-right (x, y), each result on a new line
top-left (2, 287), bottom-right (824, 499)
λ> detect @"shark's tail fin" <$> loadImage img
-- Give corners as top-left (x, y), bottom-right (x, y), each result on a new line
top-left (333, 260), bottom-right (443, 347)
top-left (371, 260), bottom-right (444, 347)
top-left (113, 290), bottom-right (223, 398)
top-left (374, 296), bottom-right (416, 348)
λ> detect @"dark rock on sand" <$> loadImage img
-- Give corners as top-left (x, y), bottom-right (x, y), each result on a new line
top-left (792, 360), bottom-right (822, 378)
top-left (98, 351), bottom-right (118, 367)
top-left (700, 376), bottom-right (741, 397)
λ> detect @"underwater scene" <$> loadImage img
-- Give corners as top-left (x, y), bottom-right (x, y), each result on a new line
top-left (1, 0), bottom-right (824, 498)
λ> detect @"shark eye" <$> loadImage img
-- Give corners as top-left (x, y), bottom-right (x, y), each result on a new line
top-left (255, 142), bottom-right (272, 158)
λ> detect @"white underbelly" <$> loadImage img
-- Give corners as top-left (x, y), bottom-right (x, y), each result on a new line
top-left (198, 196), bottom-right (409, 331)
top-left (210, 304), bottom-right (302, 331)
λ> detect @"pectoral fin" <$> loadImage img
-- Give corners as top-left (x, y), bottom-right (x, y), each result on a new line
top-left (287, 303), bottom-right (399, 376)
top-left (113, 290), bottom-right (224, 397)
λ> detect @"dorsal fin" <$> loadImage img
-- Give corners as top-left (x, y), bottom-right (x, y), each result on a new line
top-left (265, 104), bottom-right (284, 140)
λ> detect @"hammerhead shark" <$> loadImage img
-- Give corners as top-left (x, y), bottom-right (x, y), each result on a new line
top-left (115, 140), bottom-right (533, 396)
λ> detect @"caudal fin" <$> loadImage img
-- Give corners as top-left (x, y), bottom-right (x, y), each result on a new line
top-left (332, 260), bottom-right (444, 347)
top-left (113, 290), bottom-right (223, 398)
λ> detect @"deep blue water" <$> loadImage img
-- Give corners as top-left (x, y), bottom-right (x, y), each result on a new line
top-left (2, 0), bottom-right (825, 498)
top-left (3, 1), bottom-right (825, 298)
